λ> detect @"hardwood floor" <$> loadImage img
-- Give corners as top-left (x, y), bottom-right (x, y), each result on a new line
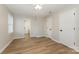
top-left (2, 37), bottom-right (79, 54)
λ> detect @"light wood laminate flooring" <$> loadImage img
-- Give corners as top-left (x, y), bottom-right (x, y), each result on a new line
top-left (2, 37), bottom-right (79, 54)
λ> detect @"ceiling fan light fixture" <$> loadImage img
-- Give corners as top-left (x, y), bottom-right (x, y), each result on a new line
top-left (34, 4), bottom-right (42, 10)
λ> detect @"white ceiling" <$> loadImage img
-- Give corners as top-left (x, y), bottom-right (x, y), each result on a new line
top-left (5, 4), bottom-right (77, 18)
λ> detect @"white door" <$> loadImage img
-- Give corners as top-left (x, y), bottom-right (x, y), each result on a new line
top-left (75, 10), bottom-right (79, 47)
top-left (59, 10), bottom-right (75, 48)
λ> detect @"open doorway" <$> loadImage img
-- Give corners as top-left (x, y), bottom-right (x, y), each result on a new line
top-left (24, 19), bottom-right (31, 40)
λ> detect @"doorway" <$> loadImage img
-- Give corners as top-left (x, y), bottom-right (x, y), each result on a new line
top-left (24, 19), bottom-right (31, 40)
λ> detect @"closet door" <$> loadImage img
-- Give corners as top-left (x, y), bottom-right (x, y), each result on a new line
top-left (75, 10), bottom-right (79, 47)
top-left (59, 10), bottom-right (75, 48)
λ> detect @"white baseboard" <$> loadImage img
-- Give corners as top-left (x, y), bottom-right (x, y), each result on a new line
top-left (45, 35), bottom-right (60, 43)
top-left (1, 35), bottom-right (79, 53)
top-left (13, 37), bottom-right (24, 39)
top-left (30, 35), bottom-right (46, 38)
top-left (61, 43), bottom-right (79, 52)
top-left (45, 35), bottom-right (79, 52)
top-left (0, 39), bottom-right (14, 53)
top-left (13, 35), bottom-right (25, 39)
top-left (72, 47), bottom-right (79, 52)
top-left (50, 37), bottom-right (60, 43)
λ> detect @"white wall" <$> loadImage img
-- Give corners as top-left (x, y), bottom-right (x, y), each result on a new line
top-left (48, 8), bottom-right (79, 51)
top-left (14, 16), bottom-right (25, 39)
top-left (52, 14), bottom-right (59, 40)
top-left (46, 14), bottom-right (59, 41)
top-left (0, 5), bottom-right (13, 53)
top-left (14, 16), bottom-right (46, 38)
top-left (31, 17), bottom-right (46, 37)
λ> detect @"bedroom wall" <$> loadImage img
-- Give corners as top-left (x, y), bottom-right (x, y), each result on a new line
top-left (31, 17), bottom-right (46, 37)
top-left (13, 16), bottom-right (25, 39)
top-left (0, 5), bottom-right (14, 53)
top-left (13, 16), bottom-right (46, 38)
top-left (46, 13), bottom-right (59, 41)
